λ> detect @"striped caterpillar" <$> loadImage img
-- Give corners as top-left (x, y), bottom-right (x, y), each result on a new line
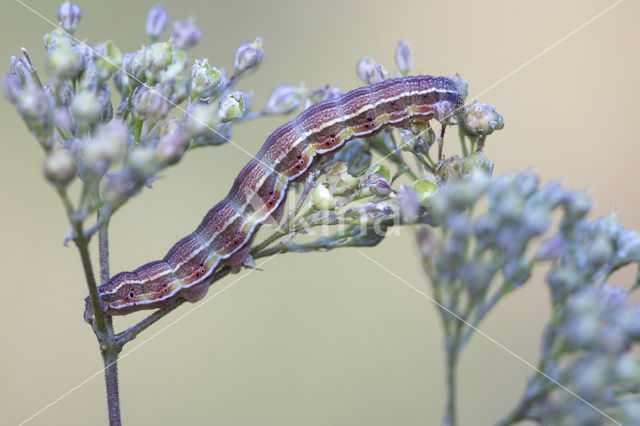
top-left (95, 75), bottom-right (462, 315)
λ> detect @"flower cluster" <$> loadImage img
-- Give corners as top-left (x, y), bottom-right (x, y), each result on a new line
top-left (414, 170), bottom-right (640, 425)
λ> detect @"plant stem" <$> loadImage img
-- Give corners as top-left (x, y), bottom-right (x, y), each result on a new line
top-left (444, 339), bottom-right (459, 426)
top-left (103, 347), bottom-right (122, 426)
top-left (98, 207), bottom-right (110, 285)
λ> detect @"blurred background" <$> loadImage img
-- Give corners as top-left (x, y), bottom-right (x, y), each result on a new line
top-left (1, 0), bottom-right (639, 424)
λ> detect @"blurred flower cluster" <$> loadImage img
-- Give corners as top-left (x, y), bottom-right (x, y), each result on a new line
top-left (413, 170), bottom-right (640, 425)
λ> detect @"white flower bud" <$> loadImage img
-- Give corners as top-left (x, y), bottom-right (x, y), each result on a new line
top-left (394, 40), bottom-right (412, 75)
top-left (70, 92), bottom-right (101, 127)
top-left (45, 44), bottom-right (84, 80)
top-left (155, 131), bottom-right (188, 165)
top-left (356, 56), bottom-right (376, 83)
top-left (311, 183), bottom-right (335, 210)
top-left (58, 1), bottom-right (82, 34)
top-left (43, 149), bottom-right (76, 186)
top-left (265, 84), bottom-right (303, 115)
top-left (233, 37), bottom-right (263, 76)
top-left (171, 19), bottom-right (203, 50)
top-left (146, 5), bottom-right (168, 40)
top-left (463, 101), bottom-right (504, 136)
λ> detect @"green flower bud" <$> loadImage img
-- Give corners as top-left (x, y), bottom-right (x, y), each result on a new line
top-left (57, 1), bottom-right (81, 34)
top-left (171, 19), bottom-right (202, 50)
top-left (394, 40), bottom-right (412, 75)
top-left (143, 42), bottom-right (172, 81)
top-left (190, 58), bottom-right (223, 100)
top-left (155, 130), bottom-right (188, 165)
top-left (71, 91), bottom-right (101, 126)
top-left (463, 101), bottom-right (504, 136)
top-left (3, 73), bottom-right (23, 103)
top-left (43, 148), bottom-right (76, 186)
top-left (233, 37), bottom-right (263, 76)
top-left (326, 162), bottom-right (359, 195)
top-left (462, 152), bottom-right (494, 175)
top-left (412, 178), bottom-right (438, 206)
top-left (265, 84), bottom-right (303, 115)
top-left (435, 155), bottom-right (463, 182)
top-left (46, 44), bottom-right (84, 80)
top-left (146, 5), bottom-right (168, 40)
top-left (356, 56), bottom-right (376, 84)
top-left (360, 173), bottom-right (392, 197)
top-left (43, 28), bottom-right (72, 52)
top-left (399, 123), bottom-right (435, 154)
top-left (311, 183), bottom-right (335, 210)
top-left (218, 91), bottom-right (244, 122)
top-left (94, 40), bottom-right (122, 80)
top-left (17, 88), bottom-right (54, 136)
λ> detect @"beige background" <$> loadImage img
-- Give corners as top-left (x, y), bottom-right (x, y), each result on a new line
top-left (1, 0), bottom-right (639, 425)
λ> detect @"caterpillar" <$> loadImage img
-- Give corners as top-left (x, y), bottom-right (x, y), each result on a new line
top-left (94, 75), bottom-right (462, 315)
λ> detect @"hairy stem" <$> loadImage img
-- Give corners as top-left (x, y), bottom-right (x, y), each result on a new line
top-left (103, 347), bottom-right (122, 426)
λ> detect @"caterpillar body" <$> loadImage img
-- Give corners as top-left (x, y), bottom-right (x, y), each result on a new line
top-left (96, 75), bottom-right (462, 315)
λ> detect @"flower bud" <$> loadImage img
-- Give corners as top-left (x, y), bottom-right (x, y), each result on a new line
top-left (265, 84), bottom-right (303, 115)
top-left (155, 130), bottom-right (188, 165)
top-left (10, 56), bottom-right (36, 88)
top-left (218, 91), bottom-right (245, 122)
top-left (190, 58), bottom-right (223, 100)
top-left (311, 183), bottom-right (335, 210)
top-left (43, 149), bottom-right (76, 186)
top-left (132, 85), bottom-right (171, 122)
top-left (46, 44), bottom-right (84, 80)
top-left (120, 50), bottom-right (145, 90)
top-left (412, 178), bottom-right (438, 206)
top-left (536, 235), bottom-right (568, 260)
top-left (94, 40), bottom-right (123, 80)
top-left (143, 42), bottom-right (172, 80)
top-left (184, 102), bottom-right (217, 137)
top-left (17, 88), bottom-right (54, 136)
top-left (146, 5), bottom-right (168, 40)
top-left (3, 73), bottom-right (23, 103)
top-left (563, 190), bottom-right (592, 220)
top-left (82, 120), bottom-right (128, 174)
top-left (463, 101), bottom-right (504, 136)
top-left (435, 155), bottom-right (463, 182)
top-left (70, 91), bottom-right (101, 127)
top-left (586, 236), bottom-right (613, 269)
top-left (192, 122), bottom-right (232, 147)
top-left (398, 185), bottom-right (420, 222)
top-left (101, 172), bottom-right (135, 204)
top-left (394, 40), bottom-right (412, 75)
top-left (365, 65), bottom-right (388, 84)
top-left (360, 173), bottom-right (392, 197)
top-left (617, 230), bottom-right (640, 263)
top-left (127, 147), bottom-right (156, 177)
top-left (307, 85), bottom-right (342, 104)
top-left (54, 107), bottom-right (73, 136)
top-left (356, 56), bottom-right (376, 83)
top-left (233, 37), bottom-right (263, 76)
top-left (326, 162), bottom-right (359, 195)
top-left (400, 123), bottom-right (435, 154)
top-left (171, 19), bottom-right (203, 50)
top-left (461, 152), bottom-right (494, 175)
top-left (450, 73), bottom-right (468, 103)
top-left (58, 2), bottom-right (81, 34)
